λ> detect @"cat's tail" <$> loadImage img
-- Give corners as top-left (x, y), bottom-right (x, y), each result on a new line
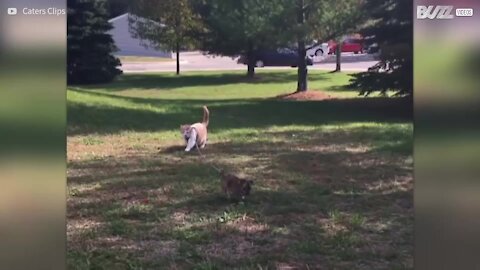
top-left (202, 106), bottom-right (209, 127)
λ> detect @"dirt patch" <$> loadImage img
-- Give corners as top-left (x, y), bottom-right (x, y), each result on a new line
top-left (200, 235), bottom-right (263, 261)
top-left (276, 91), bottom-right (334, 101)
top-left (226, 217), bottom-right (270, 233)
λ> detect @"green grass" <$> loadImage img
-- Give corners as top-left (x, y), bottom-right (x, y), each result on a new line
top-left (67, 70), bottom-right (413, 269)
top-left (70, 69), bottom-right (360, 100)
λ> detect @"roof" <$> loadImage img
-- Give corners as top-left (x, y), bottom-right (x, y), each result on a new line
top-left (109, 13), bottom-right (128, 23)
top-left (108, 12), bottom-right (165, 27)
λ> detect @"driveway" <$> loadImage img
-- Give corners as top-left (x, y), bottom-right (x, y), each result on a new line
top-left (120, 51), bottom-right (378, 73)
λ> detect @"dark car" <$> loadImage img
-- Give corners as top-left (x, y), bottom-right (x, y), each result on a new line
top-left (238, 48), bottom-right (314, 67)
top-left (366, 43), bottom-right (380, 54)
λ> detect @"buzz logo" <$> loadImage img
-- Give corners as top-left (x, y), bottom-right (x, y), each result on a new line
top-left (417, 5), bottom-right (454, 19)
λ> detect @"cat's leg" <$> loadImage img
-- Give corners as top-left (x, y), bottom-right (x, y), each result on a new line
top-left (201, 138), bottom-right (207, 148)
top-left (185, 128), bottom-right (198, 152)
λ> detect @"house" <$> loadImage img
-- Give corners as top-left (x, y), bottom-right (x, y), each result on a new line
top-left (108, 13), bottom-right (172, 58)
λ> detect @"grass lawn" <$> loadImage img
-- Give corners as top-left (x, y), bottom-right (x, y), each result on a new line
top-left (67, 70), bottom-right (413, 269)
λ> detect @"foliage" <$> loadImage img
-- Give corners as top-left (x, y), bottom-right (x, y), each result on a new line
top-left (128, 0), bottom-right (203, 74)
top-left (196, 0), bottom-right (289, 77)
top-left (105, 0), bottom-right (129, 18)
top-left (279, 0), bottom-right (363, 48)
top-left (320, 0), bottom-right (365, 43)
top-left (129, 0), bottom-right (201, 51)
top-left (324, 0), bottom-right (365, 72)
top-left (349, 0), bottom-right (413, 96)
top-left (67, 0), bottom-right (122, 84)
top-left (278, 0), bottom-right (363, 91)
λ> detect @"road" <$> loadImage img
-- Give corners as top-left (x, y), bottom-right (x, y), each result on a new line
top-left (120, 51), bottom-right (378, 73)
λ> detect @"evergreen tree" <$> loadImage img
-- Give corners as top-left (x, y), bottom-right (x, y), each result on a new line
top-left (349, 0), bottom-right (413, 96)
top-left (67, 0), bottom-right (122, 84)
top-left (106, 0), bottom-right (129, 18)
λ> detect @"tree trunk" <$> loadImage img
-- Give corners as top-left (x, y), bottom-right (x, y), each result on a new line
top-left (247, 62), bottom-right (255, 78)
top-left (246, 41), bottom-right (255, 78)
top-left (334, 42), bottom-right (342, 72)
top-left (296, 0), bottom-right (307, 92)
top-left (176, 41), bottom-right (180, 75)
top-left (297, 41), bottom-right (307, 92)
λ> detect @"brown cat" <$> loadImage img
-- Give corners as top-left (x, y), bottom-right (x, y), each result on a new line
top-left (180, 106), bottom-right (209, 152)
top-left (220, 171), bottom-right (254, 201)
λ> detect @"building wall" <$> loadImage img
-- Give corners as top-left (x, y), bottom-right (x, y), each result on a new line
top-left (108, 14), bottom-right (172, 58)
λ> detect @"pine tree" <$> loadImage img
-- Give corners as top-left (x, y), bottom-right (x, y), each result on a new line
top-left (106, 0), bottom-right (129, 18)
top-left (349, 0), bottom-right (413, 96)
top-left (67, 0), bottom-right (122, 84)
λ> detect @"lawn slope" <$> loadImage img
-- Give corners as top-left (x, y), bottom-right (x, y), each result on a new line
top-left (67, 70), bottom-right (413, 269)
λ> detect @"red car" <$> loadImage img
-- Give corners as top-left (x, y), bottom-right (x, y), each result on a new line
top-left (328, 38), bottom-right (364, 54)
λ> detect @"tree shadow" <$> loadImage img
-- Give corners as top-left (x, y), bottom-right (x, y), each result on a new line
top-left (326, 84), bottom-right (357, 92)
top-left (68, 124), bottom-right (413, 268)
top-left (68, 89), bottom-right (412, 136)
top-left (71, 72), bottom-right (332, 91)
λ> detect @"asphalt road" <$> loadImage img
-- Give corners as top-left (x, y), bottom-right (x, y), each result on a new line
top-left (120, 51), bottom-right (378, 73)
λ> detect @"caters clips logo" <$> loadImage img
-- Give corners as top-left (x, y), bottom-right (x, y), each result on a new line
top-left (417, 5), bottom-right (474, 19)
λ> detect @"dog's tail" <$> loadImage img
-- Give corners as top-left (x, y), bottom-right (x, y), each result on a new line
top-left (202, 106), bottom-right (209, 127)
